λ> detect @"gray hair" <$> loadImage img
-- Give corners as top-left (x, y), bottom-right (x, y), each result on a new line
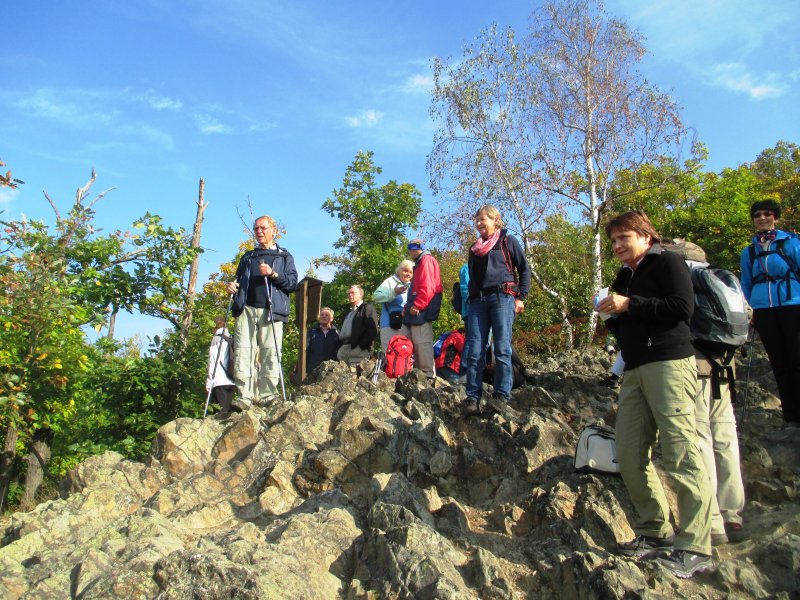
top-left (475, 204), bottom-right (504, 228)
top-left (395, 259), bottom-right (415, 276)
top-left (253, 215), bottom-right (276, 229)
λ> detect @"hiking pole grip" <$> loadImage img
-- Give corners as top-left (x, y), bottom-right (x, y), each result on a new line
top-left (204, 292), bottom-right (235, 418)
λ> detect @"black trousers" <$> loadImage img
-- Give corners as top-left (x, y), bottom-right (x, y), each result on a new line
top-left (211, 385), bottom-right (236, 413)
top-left (754, 305), bottom-right (800, 423)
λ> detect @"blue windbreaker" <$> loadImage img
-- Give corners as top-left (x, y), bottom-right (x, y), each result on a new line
top-left (740, 230), bottom-right (800, 308)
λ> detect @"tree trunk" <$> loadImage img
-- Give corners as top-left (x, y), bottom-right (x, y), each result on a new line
top-left (21, 428), bottom-right (53, 510)
top-left (0, 424), bottom-right (19, 512)
top-left (181, 178), bottom-right (207, 349)
top-left (107, 305), bottom-right (118, 340)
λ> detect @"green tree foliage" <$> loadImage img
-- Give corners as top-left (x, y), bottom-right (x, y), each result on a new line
top-left (529, 216), bottom-right (597, 335)
top-left (0, 172), bottom-right (200, 509)
top-left (608, 153), bottom-right (706, 231)
top-left (669, 167), bottom-right (761, 271)
top-left (433, 248), bottom-right (469, 335)
top-left (316, 151), bottom-right (422, 319)
top-left (608, 143), bottom-right (798, 273)
top-left (751, 141), bottom-right (800, 232)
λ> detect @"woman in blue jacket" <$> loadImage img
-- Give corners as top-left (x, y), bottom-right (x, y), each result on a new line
top-left (740, 199), bottom-right (800, 426)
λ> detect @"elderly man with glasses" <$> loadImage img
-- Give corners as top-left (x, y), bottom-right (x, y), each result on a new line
top-left (227, 215), bottom-right (297, 409)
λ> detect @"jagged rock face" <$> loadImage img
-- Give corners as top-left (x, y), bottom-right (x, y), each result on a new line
top-left (1, 348), bottom-right (798, 598)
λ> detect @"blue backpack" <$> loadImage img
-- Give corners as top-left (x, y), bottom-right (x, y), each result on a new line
top-left (432, 332), bottom-right (450, 358)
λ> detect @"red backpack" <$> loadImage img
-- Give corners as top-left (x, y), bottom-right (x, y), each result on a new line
top-left (434, 330), bottom-right (465, 374)
top-left (385, 335), bottom-right (414, 378)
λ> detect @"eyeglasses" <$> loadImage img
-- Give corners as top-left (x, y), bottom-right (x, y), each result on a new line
top-left (752, 211), bottom-right (774, 218)
top-left (253, 226), bottom-right (272, 231)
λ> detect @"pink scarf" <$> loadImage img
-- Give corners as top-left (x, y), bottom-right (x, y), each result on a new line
top-left (471, 229), bottom-right (501, 256)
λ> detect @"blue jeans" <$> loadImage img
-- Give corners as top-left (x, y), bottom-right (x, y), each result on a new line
top-left (465, 292), bottom-right (516, 399)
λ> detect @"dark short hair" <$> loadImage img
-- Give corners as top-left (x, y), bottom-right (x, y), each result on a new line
top-left (604, 211), bottom-right (661, 243)
top-left (749, 199), bottom-right (781, 220)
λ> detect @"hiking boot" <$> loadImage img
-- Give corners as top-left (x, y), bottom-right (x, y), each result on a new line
top-left (462, 397), bottom-right (480, 416)
top-left (232, 398), bottom-right (252, 412)
top-left (711, 531), bottom-right (728, 546)
top-left (617, 534), bottom-right (674, 558)
top-left (601, 373), bottom-right (620, 389)
top-left (724, 522), bottom-right (745, 542)
top-left (654, 550), bottom-right (714, 579)
top-left (479, 394), bottom-right (507, 416)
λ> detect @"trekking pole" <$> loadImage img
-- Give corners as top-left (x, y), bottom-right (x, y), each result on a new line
top-left (371, 352), bottom-right (384, 385)
top-left (204, 293), bottom-right (235, 418)
top-left (264, 274), bottom-right (288, 403)
top-left (738, 327), bottom-right (756, 440)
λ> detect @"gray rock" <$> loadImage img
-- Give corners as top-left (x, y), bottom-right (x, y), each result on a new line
top-left (1, 344), bottom-right (797, 598)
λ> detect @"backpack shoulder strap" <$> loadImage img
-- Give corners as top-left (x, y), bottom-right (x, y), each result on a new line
top-left (776, 237), bottom-right (800, 278)
top-left (499, 230), bottom-right (515, 276)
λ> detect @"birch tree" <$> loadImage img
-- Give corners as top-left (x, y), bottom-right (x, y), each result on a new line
top-left (428, 0), bottom-right (694, 347)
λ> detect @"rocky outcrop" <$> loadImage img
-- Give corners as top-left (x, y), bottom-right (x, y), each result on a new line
top-left (1, 348), bottom-right (799, 598)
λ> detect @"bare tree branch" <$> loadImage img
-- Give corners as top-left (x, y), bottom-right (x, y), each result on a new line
top-left (75, 168), bottom-right (97, 206)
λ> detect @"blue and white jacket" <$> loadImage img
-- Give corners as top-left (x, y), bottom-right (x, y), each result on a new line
top-left (373, 274), bottom-right (409, 328)
top-left (740, 230), bottom-right (800, 309)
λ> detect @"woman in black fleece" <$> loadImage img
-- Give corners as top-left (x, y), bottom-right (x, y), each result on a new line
top-left (595, 211), bottom-right (713, 579)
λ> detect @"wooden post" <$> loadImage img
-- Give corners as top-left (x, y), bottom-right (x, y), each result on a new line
top-left (181, 178), bottom-right (207, 348)
top-left (295, 277), bottom-right (324, 382)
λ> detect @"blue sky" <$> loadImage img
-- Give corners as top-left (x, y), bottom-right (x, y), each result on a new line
top-left (2, 0), bottom-right (798, 341)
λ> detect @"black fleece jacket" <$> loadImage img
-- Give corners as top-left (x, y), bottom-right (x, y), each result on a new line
top-left (605, 245), bottom-right (695, 370)
top-left (344, 303), bottom-right (378, 351)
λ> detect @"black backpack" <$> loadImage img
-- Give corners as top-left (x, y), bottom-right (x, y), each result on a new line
top-left (450, 281), bottom-right (462, 314)
top-left (483, 345), bottom-right (526, 389)
top-left (218, 333), bottom-right (235, 379)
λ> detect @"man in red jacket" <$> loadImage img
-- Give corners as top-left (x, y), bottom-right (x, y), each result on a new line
top-left (403, 239), bottom-right (444, 378)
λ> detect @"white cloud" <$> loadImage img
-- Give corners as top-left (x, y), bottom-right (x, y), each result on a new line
top-left (135, 89), bottom-right (183, 111)
top-left (193, 113), bottom-right (232, 135)
top-left (13, 89), bottom-right (116, 127)
top-left (618, 0), bottom-right (795, 58)
top-left (344, 109), bottom-right (384, 128)
top-left (707, 63), bottom-right (787, 100)
top-left (247, 121), bottom-right (278, 133)
top-left (121, 123), bottom-right (176, 149)
top-left (610, 0), bottom-right (799, 100)
top-left (0, 186), bottom-right (19, 204)
top-left (404, 73), bottom-right (434, 93)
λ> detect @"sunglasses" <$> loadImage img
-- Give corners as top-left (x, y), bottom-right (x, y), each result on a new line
top-left (752, 211), bottom-right (774, 218)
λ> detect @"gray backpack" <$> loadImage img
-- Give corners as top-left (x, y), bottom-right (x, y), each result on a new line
top-left (662, 239), bottom-right (749, 353)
